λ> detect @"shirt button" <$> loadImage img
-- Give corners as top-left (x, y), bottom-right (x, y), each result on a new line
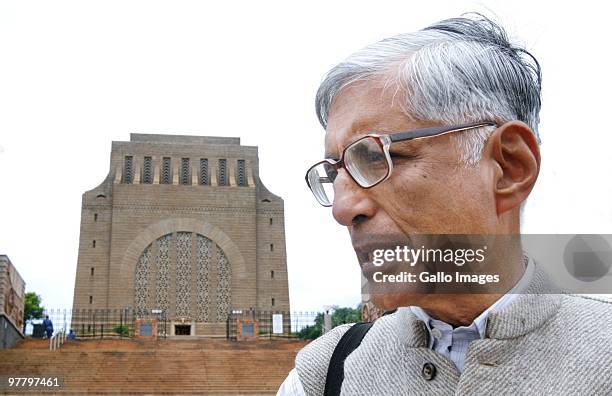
top-left (422, 362), bottom-right (436, 381)
top-left (431, 328), bottom-right (442, 339)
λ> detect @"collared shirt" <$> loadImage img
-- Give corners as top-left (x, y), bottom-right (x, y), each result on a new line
top-left (277, 258), bottom-right (534, 395)
top-left (410, 257), bottom-right (533, 372)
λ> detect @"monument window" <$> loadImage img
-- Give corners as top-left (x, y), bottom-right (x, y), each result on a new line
top-left (161, 157), bottom-right (172, 184)
top-left (123, 156), bottom-right (133, 184)
top-left (134, 245), bottom-right (152, 317)
top-left (89, 296), bottom-right (93, 304)
top-left (94, 213), bottom-right (98, 222)
top-left (133, 238), bottom-right (233, 325)
top-left (180, 158), bottom-right (190, 185)
top-left (269, 218), bottom-right (273, 225)
top-left (271, 297), bottom-right (275, 306)
top-left (196, 235), bottom-right (212, 322)
top-left (155, 235), bottom-right (171, 313)
top-left (142, 156), bottom-right (153, 184)
top-left (270, 243), bottom-right (274, 252)
top-left (92, 240), bottom-right (96, 248)
top-left (216, 248), bottom-right (231, 321)
top-left (199, 159), bottom-right (209, 185)
top-left (271, 270), bottom-right (274, 279)
top-left (218, 159), bottom-right (227, 186)
top-left (91, 267), bottom-right (94, 276)
top-left (176, 232), bottom-right (192, 317)
top-left (236, 159), bottom-right (247, 186)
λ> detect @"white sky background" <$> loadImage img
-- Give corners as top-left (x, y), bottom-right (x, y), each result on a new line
top-left (0, 0), bottom-right (611, 311)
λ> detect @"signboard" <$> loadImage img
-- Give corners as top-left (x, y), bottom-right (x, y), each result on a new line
top-left (140, 323), bottom-right (153, 337)
top-left (272, 314), bottom-right (283, 334)
top-left (134, 319), bottom-right (157, 339)
top-left (236, 319), bottom-right (259, 341)
top-left (241, 322), bottom-right (254, 337)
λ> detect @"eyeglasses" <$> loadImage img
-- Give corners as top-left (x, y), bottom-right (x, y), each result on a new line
top-left (305, 121), bottom-right (497, 207)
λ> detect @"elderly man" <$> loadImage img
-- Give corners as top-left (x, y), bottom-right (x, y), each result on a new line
top-left (278, 14), bottom-right (612, 396)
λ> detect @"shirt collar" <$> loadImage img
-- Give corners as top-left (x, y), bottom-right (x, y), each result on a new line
top-left (410, 256), bottom-right (534, 342)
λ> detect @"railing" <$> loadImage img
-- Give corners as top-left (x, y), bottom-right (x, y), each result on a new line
top-left (39, 308), bottom-right (168, 339)
top-left (226, 309), bottom-right (321, 340)
top-left (36, 308), bottom-right (323, 341)
top-left (50, 329), bottom-right (66, 351)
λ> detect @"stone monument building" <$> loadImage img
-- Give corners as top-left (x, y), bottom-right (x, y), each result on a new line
top-left (72, 134), bottom-right (289, 336)
top-left (0, 255), bottom-right (25, 348)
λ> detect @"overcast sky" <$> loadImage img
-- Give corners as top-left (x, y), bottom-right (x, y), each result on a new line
top-left (1, 0), bottom-right (611, 312)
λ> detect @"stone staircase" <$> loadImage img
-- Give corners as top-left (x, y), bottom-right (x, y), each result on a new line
top-left (0, 337), bottom-right (307, 394)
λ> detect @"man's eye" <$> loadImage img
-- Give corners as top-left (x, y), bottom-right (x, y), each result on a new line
top-left (322, 165), bottom-right (338, 182)
top-left (367, 150), bottom-right (385, 162)
top-left (389, 152), bottom-right (417, 161)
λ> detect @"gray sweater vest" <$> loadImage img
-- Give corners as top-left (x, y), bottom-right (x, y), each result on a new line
top-left (295, 265), bottom-right (612, 395)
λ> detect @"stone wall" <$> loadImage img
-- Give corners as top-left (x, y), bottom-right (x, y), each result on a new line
top-left (0, 314), bottom-right (24, 348)
top-left (0, 255), bottom-right (25, 342)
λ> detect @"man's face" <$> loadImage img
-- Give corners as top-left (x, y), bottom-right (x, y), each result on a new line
top-left (324, 79), bottom-right (500, 305)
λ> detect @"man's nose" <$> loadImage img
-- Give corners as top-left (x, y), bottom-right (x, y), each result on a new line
top-left (332, 168), bottom-right (377, 226)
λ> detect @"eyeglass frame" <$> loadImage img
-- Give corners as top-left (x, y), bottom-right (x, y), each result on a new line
top-left (305, 121), bottom-right (498, 207)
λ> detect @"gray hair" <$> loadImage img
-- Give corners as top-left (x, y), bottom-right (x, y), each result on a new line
top-left (315, 14), bottom-right (542, 165)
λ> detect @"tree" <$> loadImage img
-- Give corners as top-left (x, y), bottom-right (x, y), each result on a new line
top-left (23, 292), bottom-right (44, 333)
top-left (296, 323), bottom-right (322, 340)
top-left (330, 304), bottom-right (362, 328)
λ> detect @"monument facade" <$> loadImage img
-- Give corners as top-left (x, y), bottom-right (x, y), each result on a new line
top-left (72, 134), bottom-right (289, 336)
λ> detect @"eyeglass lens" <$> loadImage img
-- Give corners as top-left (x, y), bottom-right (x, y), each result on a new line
top-left (344, 136), bottom-right (388, 188)
top-left (308, 136), bottom-right (389, 206)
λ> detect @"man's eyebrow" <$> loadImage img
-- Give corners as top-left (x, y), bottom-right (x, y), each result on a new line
top-left (324, 151), bottom-right (339, 160)
top-left (323, 117), bottom-right (401, 160)
top-left (324, 129), bottom-right (387, 160)
top-left (325, 132), bottom-right (380, 160)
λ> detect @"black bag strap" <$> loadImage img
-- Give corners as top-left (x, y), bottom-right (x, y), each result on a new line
top-left (323, 322), bottom-right (374, 396)
top-left (323, 310), bottom-right (397, 396)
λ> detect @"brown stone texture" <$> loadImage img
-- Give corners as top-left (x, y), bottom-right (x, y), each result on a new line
top-left (0, 255), bottom-right (25, 333)
top-left (3, 338), bottom-right (307, 394)
top-left (71, 134), bottom-right (289, 336)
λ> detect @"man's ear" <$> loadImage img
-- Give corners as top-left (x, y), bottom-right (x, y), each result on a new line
top-left (484, 121), bottom-right (541, 215)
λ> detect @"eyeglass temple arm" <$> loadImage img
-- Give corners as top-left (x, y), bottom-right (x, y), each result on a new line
top-left (388, 122), bottom-right (497, 142)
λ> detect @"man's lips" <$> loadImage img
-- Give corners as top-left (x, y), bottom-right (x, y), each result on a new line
top-left (352, 235), bottom-right (413, 258)
top-left (353, 236), bottom-right (415, 278)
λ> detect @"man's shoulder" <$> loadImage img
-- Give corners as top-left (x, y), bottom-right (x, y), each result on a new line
top-left (293, 309), bottom-right (418, 395)
top-left (295, 310), bottom-right (405, 373)
top-left (509, 294), bottom-right (612, 383)
top-left (540, 294), bottom-right (612, 347)
top-left (560, 294), bottom-right (612, 322)
top-left (294, 323), bottom-right (354, 396)
top-left (297, 323), bottom-right (354, 362)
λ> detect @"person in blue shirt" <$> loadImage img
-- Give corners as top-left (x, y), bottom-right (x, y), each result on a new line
top-left (42, 315), bottom-right (53, 339)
